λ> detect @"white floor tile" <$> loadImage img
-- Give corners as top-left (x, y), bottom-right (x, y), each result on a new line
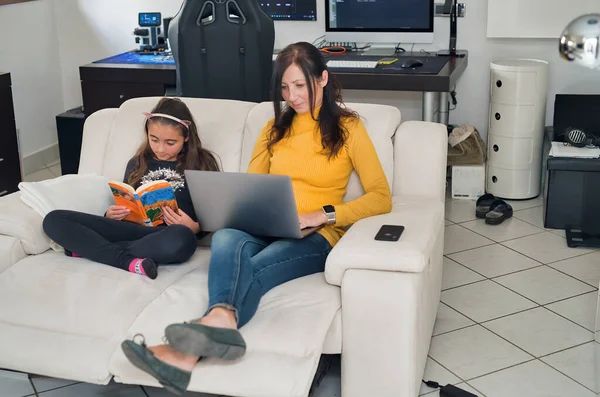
top-left (483, 307), bottom-right (593, 357)
top-left (444, 219), bottom-right (453, 226)
top-left (549, 251), bottom-right (600, 288)
top-left (448, 244), bottom-right (541, 278)
top-left (441, 280), bottom-right (537, 323)
top-left (31, 376), bottom-right (79, 393)
top-left (48, 164), bottom-right (62, 177)
top-left (541, 342), bottom-right (598, 393)
top-left (444, 225), bottom-right (494, 255)
top-left (0, 371), bottom-right (35, 397)
top-left (45, 159), bottom-right (60, 167)
top-left (469, 360), bottom-right (596, 397)
top-left (442, 257), bottom-right (485, 290)
top-left (428, 325), bottom-right (532, 380)
top-left (24, 168), bottom-right (55, 183)
top-left (502, 232), bottom-right (595, 264)
top-left (433, 303), bottom-right (476, 336)
top-left (513, 206), bottom-right (546, 229)
top-left (494, 266), bottom-right (595, 305)
top-left (504, 196), bottom-right (543, 211)
top-left (546, 292), bottom-right (598, 332)
top-left (39, 382), bottom-right (146, 396)
top-left (460, 218), bottom-right (543, 243)
top-left (419, 358), bottom-right (461, 395)
top-left (445, 200), bottom-right (478, 223)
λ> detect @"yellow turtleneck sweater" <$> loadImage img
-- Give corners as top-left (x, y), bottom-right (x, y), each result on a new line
top-left (247, 110), bottom-right (392, 247)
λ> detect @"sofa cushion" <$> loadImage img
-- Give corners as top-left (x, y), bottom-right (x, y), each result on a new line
top-left (0, 192), bottom-right (52, 255)
top-left (0, 248), bottom-right (209, 383)
top-left (98, 97), bottom-right (257, 180)
top-left (0, 235), bottom-right (26, 274)
top-left (110, 270), bottom-right (341, 397)
top-left (240, 102), bottom-right (401, 202)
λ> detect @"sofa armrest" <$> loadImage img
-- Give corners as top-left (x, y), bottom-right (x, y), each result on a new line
top-left (0, 193), bottom-right (51, 255)
top-left (325, 197), bottom-right (444, 286)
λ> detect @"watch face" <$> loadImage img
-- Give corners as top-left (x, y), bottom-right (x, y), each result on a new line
top-left (323, 205), bottom-right (335, 214)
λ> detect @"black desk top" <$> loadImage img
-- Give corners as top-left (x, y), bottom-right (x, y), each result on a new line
top-left (80, 51), bottom-right (468, 93)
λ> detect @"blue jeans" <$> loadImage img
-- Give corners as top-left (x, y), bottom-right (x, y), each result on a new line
top-left (207, 228), bottom-right (332, 328)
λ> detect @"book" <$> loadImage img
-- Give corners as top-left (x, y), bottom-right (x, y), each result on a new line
top-left (108, 180), bottom-right (178, 227)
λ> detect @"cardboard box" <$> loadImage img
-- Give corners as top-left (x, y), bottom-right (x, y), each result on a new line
top-left (452, 165), bottom-right (485, 200)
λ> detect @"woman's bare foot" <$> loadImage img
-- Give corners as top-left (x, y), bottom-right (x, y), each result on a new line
top-left (147, 344), bottom-right (199, 372)
top-left (197, 307), bottom-right (237, 330)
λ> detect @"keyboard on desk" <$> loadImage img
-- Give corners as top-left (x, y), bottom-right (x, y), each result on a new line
top-left (326, 60), bottom-right (379, 69)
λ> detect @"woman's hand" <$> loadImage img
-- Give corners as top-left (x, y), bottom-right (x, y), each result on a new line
top-left (298, 210), bottom-right (328, 229)
top-left (163, 207), bottom-right (201, 233)
top-left (106, 205), bottom-right (130, 221)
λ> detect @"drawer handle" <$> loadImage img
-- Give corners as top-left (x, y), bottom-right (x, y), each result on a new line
top-left (495, 112), bottom-right (501, 120)
top-left (496, 80), bottom-right (502, 88)
top-left (119, 94), bottom-right (125, 99)
top-left (492, 176), bottom-right (498, 183)
top-left (0, 158), bottom-right (4, 162)
top-left (493, 144), bottom-right (499, 152)
top-left (0, 190), bottom-right (7, 197)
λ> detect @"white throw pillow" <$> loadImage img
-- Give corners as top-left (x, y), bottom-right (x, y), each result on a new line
top-left (18, 174), bottom-right (115, 251)
top-left (18, 174), bottom-right (114, 218)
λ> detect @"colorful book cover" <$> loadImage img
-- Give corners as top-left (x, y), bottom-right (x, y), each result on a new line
top-left (108, 180), bottom-right (178, 227)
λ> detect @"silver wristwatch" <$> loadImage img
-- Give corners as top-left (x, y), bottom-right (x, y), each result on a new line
top-left (322, 205), bottom-right (336, 225)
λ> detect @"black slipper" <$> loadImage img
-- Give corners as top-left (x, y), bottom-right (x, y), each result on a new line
top-left (476, 194), bottom-right (497, 218)
top-left (485, 200), bottom-right (513, 225)
top-left (121, 336), bottom-right (191, 395)
top-left (165, 323), bottom-right (246, 361)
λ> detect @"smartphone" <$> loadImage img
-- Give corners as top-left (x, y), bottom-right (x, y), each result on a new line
top-left (377, 57), bottom-right (398, 65)
top-left (374, 225), bottom-right (405, 241)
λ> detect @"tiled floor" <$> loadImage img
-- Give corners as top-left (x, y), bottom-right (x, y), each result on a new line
top-left (3, 173), bottom-right (599, 397)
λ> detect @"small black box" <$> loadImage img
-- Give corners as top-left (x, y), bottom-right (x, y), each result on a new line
top-left (56, 107), bottom-right (85, 175)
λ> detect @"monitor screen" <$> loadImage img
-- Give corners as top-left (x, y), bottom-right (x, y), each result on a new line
top-left (259, 0), bottom-right (317, 21)
top-left (325, 0), bottom-right (434, 43)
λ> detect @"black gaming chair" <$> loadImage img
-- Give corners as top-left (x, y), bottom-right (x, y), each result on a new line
top-left (168, 0), bottom-right (275, 103)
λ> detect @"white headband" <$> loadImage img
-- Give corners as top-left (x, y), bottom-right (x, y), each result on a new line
top-left (143, 112), bottom-right (191, 130)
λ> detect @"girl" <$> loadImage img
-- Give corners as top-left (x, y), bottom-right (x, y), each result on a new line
top-left (43, 98), bottom-right (220, 280)
top-left (121, 42), bottom-right (392, 394)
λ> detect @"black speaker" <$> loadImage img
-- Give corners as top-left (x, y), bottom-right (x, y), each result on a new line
top-left (56, 107), bottom-right (85, 175)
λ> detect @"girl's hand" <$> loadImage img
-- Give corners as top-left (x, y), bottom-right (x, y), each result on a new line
top-left (106, 205), bottom-right (130, 220)
top-left (298, 210), bottom-right (328, 230)
top-left (163, 207), bottom-right (200, 233)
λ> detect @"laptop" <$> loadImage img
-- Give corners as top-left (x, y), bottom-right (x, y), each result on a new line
top-left (184, 170), bottom-right (322, 239)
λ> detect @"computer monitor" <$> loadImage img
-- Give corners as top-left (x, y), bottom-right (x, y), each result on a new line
top-left (325, 0), bottom-right (434, 44)
top-left (259, 0), bottom-right (317, 21)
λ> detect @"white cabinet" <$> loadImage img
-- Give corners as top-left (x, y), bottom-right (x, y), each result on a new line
top-left (486, 59), bottom-right (549, 199)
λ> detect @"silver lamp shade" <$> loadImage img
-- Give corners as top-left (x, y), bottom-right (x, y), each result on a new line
top-left (559, 13), bottom-right (600, 70)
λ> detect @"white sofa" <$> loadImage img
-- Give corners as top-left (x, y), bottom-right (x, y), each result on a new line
top-left (0, 97), bottom-right (447, 397)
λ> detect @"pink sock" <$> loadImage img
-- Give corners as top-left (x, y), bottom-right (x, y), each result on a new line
top-left (128, 258), bottom-right (147, 276)
top-left (71, 253), bottom-right (82, 258)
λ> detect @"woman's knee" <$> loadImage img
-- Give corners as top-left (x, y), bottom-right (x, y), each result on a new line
top-left (165, 225), bottom-right (197, 261)
top-left (211, 228), bottom-right (248, 248)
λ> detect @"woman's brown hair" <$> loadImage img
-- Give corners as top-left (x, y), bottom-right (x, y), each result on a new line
top-left (269, 42), bottom-right (357, 159)
top-left (128, 97), bottom-right (220, 187)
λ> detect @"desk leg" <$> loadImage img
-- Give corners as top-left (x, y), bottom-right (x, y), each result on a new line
top-left (439, 92), bottom-right (449, 126)
top-left (422, 92), bottom-right (439, 122)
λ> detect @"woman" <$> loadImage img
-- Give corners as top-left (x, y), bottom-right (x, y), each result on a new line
top-left (43, 97), bottom-right (220, 279)
top-left (121, 42), bottom-right (392, 394)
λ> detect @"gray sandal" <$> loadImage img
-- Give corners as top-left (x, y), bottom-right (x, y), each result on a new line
top-left (121, 335), bottom-right (191, 395)
top-left (165, 323), bottom-right (246, 361)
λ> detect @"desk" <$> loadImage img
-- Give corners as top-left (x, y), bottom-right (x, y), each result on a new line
top-left (80, 51), bottom-right (468, 123)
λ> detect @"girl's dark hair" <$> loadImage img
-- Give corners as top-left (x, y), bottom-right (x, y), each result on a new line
top-left (128, 97), bottom-right (220, 187)
top-left (269, 42), bottom-right (357, 158)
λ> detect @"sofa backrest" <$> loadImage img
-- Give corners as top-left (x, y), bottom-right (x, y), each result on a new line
top-left (240, 102), bottom-right (401, 202)
top-left (79, 98), bottom-right (401, 201)
top-left (79, 97), bottom-right (256, 181)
